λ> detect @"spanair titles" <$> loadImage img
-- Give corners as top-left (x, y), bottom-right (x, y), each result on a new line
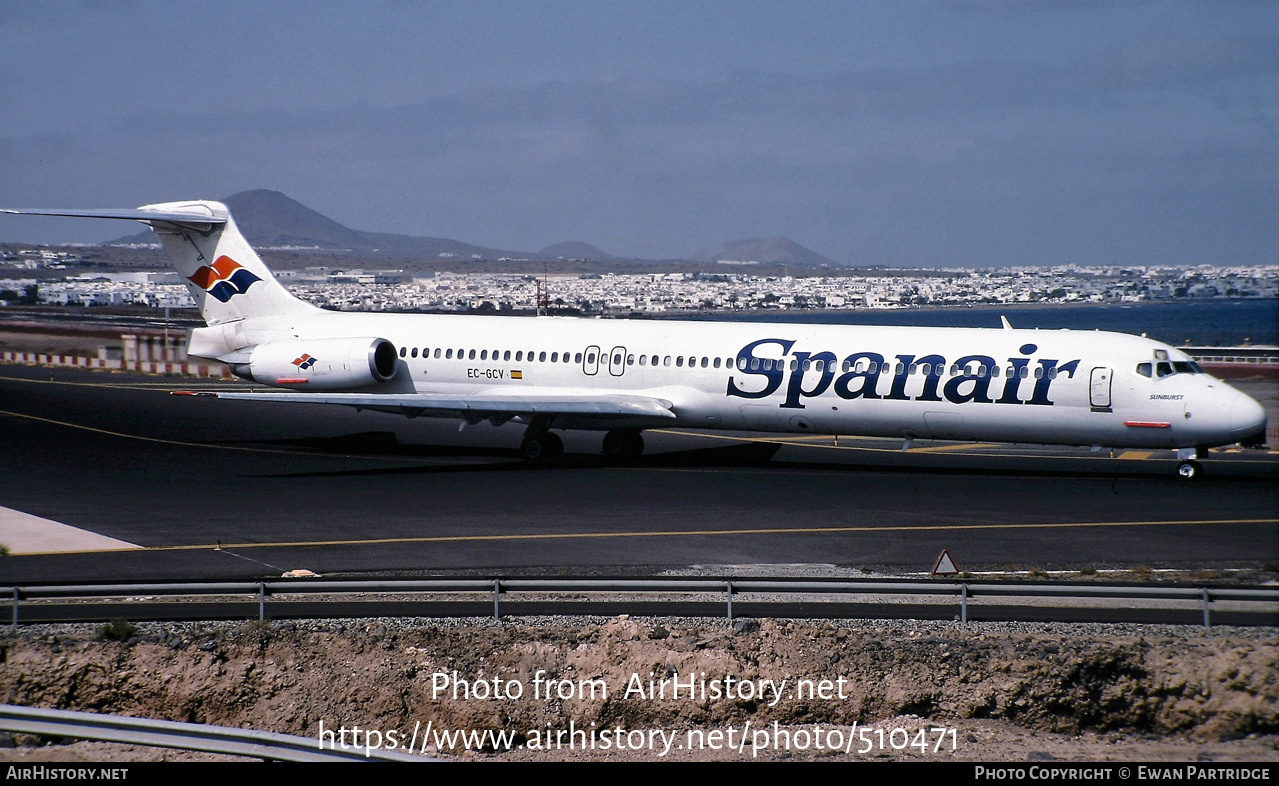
top-left (728, 338), bottom-right (1079, 410)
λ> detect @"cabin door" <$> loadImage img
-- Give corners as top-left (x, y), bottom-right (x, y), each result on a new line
top-left (1089, 367), bottom-right (1112, 412)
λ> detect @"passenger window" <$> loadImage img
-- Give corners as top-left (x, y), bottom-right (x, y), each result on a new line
top-left (1047, 368), bottom-right (1056, 379)
top-left (539, 351), bottom-right (547, 362)
top-left (640, 355), bottom-right (647, 366)
top-left (700, 357), bottom-right (708, 368)
top-left (991, 366), bottom-right (999, 378)
top-left (504, 350), bottom-right (511, 361)
top-left (627, 354), bottom-right (634, 365)
top-left (750, 358), bottom-right (759, 370)
top-left (575, 352), bottom-right (583, 363)
top-left (515, 351), bottom-right (523, 361)
top-left (738, 357), bottom-right (746, 370)
top-left (868, 362), bottom-right (878, 374)
top-left (446, 349), bottom-right (454, 359)
top-left (1156, 362), bottom-right (1173, 377)
top-left (1034, 367), bottom-right (1043, 379)
top-left (480, 350), bottom-right (487, 360)
top-left (587, 353), bottom-right (595, 364)
top-left (466, 349), bottom-right (473, 360)
top-left (1020, 367), bottom-right (1029, 379)
top-left (399, 347), bottom-right (407, 358)
top-left (714, 357), bottom-right (721, 369)
top-left (678, 357), bottom-right (685, 368)
top-left (551, 352), bottom-right (558, 362)
top-left (411, 348), bottom-right (418, 358)
top-left (613, 353), bottom-right (622, 365)
top-left (653, 355), bottom-right (660, 366)
top-left (664, 356), bottom-right (671, 367)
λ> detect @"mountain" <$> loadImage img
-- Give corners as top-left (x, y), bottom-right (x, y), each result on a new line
top-left (538, 241), bottom-right (615, 261)
top-left (110, 190), bottom-right (513, 259)
top-left (691, 236), bottom-right (837, 268)
top-left (104, 190), bottom-right (837, 267)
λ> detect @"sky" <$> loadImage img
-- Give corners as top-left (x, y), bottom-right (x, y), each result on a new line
top-left (1, 0), bottom-right (1277, 267)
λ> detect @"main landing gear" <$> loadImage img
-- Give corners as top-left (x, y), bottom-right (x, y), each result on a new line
top-left (601, 429), bottom-right (645, 460)
top-left (520, 416), bottom-right (563, 464)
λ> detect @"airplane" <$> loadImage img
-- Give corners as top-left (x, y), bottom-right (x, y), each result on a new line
top-left (3, 200), bottom-right (1268, 479)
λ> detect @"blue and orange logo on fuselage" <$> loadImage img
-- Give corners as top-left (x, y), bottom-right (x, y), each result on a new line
top-left (188, 255), bottom-right (261, 303)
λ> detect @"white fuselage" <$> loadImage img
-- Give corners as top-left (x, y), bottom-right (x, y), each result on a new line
top-left (230, 309), bottom-right (1266, 450)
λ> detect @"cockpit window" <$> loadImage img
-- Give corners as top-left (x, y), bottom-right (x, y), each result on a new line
top-left (1144, 359), bottom-right (1204, 378)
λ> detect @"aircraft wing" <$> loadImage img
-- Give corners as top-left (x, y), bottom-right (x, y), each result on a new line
top-left (210, 391), bottom-right (677, 421)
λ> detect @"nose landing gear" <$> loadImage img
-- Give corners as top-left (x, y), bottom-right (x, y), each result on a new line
top-left (1174, 446), bottom-right (1208, 480)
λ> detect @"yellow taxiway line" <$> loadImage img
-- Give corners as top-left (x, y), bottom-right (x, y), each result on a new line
top-left (20, 517), bottom-right (1277, 556)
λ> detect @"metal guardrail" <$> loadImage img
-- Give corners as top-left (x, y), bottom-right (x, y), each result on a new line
top-left (0, 704), bottom-right (430, 762)
top-left (5, 577), bottom-right (1277, 629)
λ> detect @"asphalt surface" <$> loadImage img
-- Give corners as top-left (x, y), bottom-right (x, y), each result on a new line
top-left (0, 365), bottom-right (1275, 584)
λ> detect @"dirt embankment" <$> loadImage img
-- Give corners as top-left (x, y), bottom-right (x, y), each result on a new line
top-left (2, 617), bottom-right (1276, 762)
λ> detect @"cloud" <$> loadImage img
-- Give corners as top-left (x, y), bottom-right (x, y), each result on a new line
top-left (3, 43), bottom-right (1276, 265)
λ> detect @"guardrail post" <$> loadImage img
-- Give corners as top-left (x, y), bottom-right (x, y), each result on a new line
top-left (960, 583), bottom-right (968, 624)
top-left (10, 588), bottom-right (17, 630)
top-left (493, 579), bottom-right (501, 621)
top-left (1201, 587), bottom-right (1210, 629)
top-left (726, 580), bottom-right (734, 622)
top-left (258, 583), bottom-right (266, 622)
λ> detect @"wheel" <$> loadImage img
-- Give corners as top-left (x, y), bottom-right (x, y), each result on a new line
top-left (602, 429), bottom-right (644, 459)
top-left (1176, 461), bottom-right (1201, 480)
top-left (521, 432), bottom-right (564, 463)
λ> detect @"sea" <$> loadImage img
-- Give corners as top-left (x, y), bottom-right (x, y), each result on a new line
top-left (686, 299), bottom-right (1278, 348)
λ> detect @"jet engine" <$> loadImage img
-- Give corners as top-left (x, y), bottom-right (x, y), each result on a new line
top-left (230, 337), bottom-right (398, 390)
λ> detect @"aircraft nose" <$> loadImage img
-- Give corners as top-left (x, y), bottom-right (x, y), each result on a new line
top-left (1229, 391), bottom-right (1267, 442)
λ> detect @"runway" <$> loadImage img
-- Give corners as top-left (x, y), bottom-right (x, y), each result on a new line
top-left (0, 365), bottom-right (1275, 584)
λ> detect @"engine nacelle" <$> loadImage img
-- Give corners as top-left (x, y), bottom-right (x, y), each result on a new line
top-left (232, 337), bottom-right (398, 390)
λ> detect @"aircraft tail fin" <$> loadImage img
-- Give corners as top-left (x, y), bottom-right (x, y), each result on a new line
top-left (2, 201), bottom-right (317, 326)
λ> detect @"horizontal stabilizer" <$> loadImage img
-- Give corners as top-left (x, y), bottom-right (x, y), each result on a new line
top-left (0, 207), bottom-right (227, 230)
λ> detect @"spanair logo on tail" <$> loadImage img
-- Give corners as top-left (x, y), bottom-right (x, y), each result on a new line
top-left (187, 255), bottom-right (261, 303)
top-left (292, 353), bottom-right (317, 370)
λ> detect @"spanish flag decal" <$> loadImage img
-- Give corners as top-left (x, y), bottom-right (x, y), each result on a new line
top-left (511, 370), bottom-right (523, 379)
